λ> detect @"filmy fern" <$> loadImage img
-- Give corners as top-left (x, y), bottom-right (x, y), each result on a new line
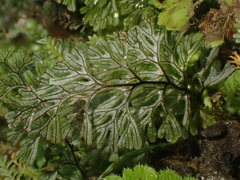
top-left (0, 156), bottom-right (18, 180)
top-left (0, 20), bottom-right (234, 166)
top-left (80, 0), bottom-right (154, 32)
top-left (55, 0), bottom-right (77, 11)
top-left (0, 155), bottom-right (40, 180)
top-left (0, 19), bottom-right (232, 162)
top-left (1, 0), bottom-right (239, 179)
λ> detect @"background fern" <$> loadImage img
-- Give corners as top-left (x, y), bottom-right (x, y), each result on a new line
top-left (80, 0), bottom-right (154, 33)
top-left (0, 0), bottom-right (240, 179)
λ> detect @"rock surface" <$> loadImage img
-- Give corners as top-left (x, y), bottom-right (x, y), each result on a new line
top-left (150, 120), bottom-right (240, 180)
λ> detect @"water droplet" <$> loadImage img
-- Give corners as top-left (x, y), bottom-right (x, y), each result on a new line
top-left (135, 2), bottom-right (144, 8)
top-left (113, 12), bottom-right (119, 19)
top-left (94, 0), bottom-right (98, 5)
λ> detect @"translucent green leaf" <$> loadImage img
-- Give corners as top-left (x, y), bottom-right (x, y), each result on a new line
top-left (41, 116), bottom-right (61, 144)
top-left (81, 0), bottom-right (153, 32)
top-left (104, 165), bottom-right (197, 179)
top-left (147, 121), bottom-right (157, 142)
top-left (56, 0), bottom-right (76, 11)
top-left (1, 73), bottom-right (23, 87)
top-left (158, 114), bottom-right (182, 142)
top-left (16, 136), bottom-right (40, 164)
top-left (86, 87), bottom-right (143, 151)
top-left (34, 59), bottom-right (48, 76)
top-left (87, 40), bottom-right (138, 85)
top-left (130, 85), bottom-right (162, 107)
top-left (23, 70), bottom-right (38, 86)
top-left (224, 71), bottom-right (240, 113)
top-left (0, 20), bottom-right (225, 160)
top-left (198, 47), bottom-right (235, 88)
top-left (19, 90), bottom-right (40, 107)
top-left (87, 22), bottom-right (166, 84)
top-left (156, 0), bottom-right (193, 30)
top-left (0, 50), bottom-right (35, 97)
top-left (0, 46), bottom-right (92, 145)
top-left (158, 169), bottom-right (182, 180)
top-left (123, 165), bottom-right (158, 180)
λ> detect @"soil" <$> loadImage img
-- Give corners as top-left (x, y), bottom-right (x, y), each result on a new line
top-left (150, 120), bottom-right (240, 180)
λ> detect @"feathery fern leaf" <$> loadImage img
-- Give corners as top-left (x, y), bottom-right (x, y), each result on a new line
top-left (0, 156), bottom-right (18, 180)
top-left (55, 0), bottom-right (77, 11)
top-left (80, 0), bottom-right (154, 32)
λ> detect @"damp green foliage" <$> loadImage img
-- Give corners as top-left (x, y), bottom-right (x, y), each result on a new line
top-left (151, 0), bottom-right (194, 30)
top-left (1, 0), bottom-right (239, 179)
top-left (0, 21), bottom-right (234, 167)
top-left (122, 165), bottom-right (157, 180)
top-left (80, 0), bottom-right (154, 32)
top-left (0, 155), bottom-right (40, 180)
top-left (221, 13), bottom-right (240, 110)
top-left (56, 0), bottom-right (155, 32)
top-left (223, 70), bottom-right (240, 115)
top-left (0, 141), bottom-right (86, 179)
top-left (55, 0), bottom-right (77, 11)
top-left (105, 165), bottom-right (197, 180)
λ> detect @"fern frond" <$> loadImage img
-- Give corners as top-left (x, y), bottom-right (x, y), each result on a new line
top-left (0, 156), bottom-right (20, 180)
top-left (55, 0), bottom-right (77, 11)
top-left (80, 0), bottom-right (154, 32)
